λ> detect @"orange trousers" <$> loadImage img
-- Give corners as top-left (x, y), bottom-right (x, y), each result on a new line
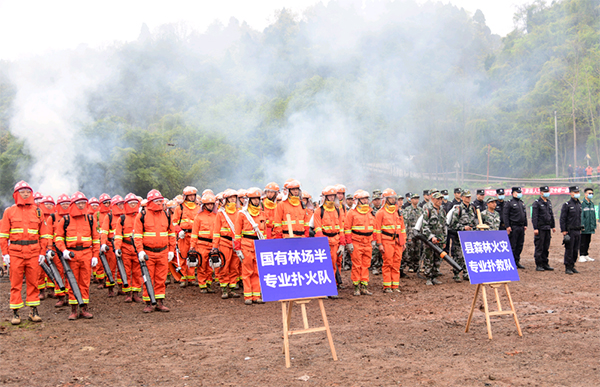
top-left (351, 242), bottom-right (371, 285)
top-left (67, 251), bottom-right (92, 305)
top-left (122, 248), bottom-right (142, 293)
top-left (9, 254), bottom-right (41, 309)
top-left (177, 236), bottom-right (196, 282)
top-left (382, 240), bottom-right (403, 289)
top-left (102, 248), bottom-right (117, 287)
top-left (48, 255), bottom-right (68, 297)
top-left (241, 246), bottom-right (261, 301)
top-left (37, 261), bottom-right (48, 290)
top-left (216, 242), bottom-right (236, 288)
top-left (142, 251), bottom-right (168, 302)
top-left (195, 243), bottom-right (213, 288)
top-left (328, 239), bottom-right (341, 284)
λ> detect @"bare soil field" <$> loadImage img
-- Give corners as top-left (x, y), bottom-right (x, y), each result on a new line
top-left (1, 231), bottom-right (598, 387)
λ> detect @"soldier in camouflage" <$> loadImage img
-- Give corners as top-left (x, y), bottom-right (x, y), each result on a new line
top-left (481, 197), bottom-right (500, 231)
top-left (448, 189), bottom-right (477, 282)
top-left (418, 188), bottom-right (438, 275)
top-left (401, 193), bottom-right (423, 277)
top-left (421, 192), bottom-right (447, 285)
top-left (370, 190), bottom-right (383, 275)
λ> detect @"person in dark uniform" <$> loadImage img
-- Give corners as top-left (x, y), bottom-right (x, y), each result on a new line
top-left (560, 186), bottom-right (582, 274)
top-left (402, 192), bottom-right (412, 209)
top-left (503, 187), bottom-right (527, 269)
top-left (444, 188), bottom-right (462, 254)
top-left (418, 190), bottom-right (430, 208)
top-left (495, 188), bottom-right (507, 230)
top-left (531, 186), bottom-right (555, 271)
top-left (472, 189), bottom-right (486, 213)
top-left (452, 188), bottom-right (462, 207)
top-left (441, 190), bottom-right (453, 213)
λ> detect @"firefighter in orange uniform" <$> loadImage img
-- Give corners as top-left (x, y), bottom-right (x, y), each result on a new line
top-left (89, 197), bottom-right (100, 212)
top-left (99, 195), bottom-right (125, 297)
top-left (234, 187), bottom-right (267, 305)
top-left (43, 193), bottom-right (71, 306)
top-left (54, 192), bottom-right (100, 320)
top-left (37, 195), bottom-right (56, 300)
top-left (231, 189), bottom-right (247, 286)
top-left (263, 182), bottom-right (279, 239)
top-left (374, 189), bottom-right (407, 293)
top-left (273, 179), bottom-right (309, 238)
top-left (314, 186), bottom-right (346, 293)
top-left (211, 189), bottom-right (240, 299)
top-left (189, 192), bottom-right (218, 293)
top-left (344, 190), bottom-right (375, 296)
top-left (1, 181), bottom-right (48, 325)
top-left (172, 186), bottom-right (200, 287)
top-left (94, 193), bottom-right (111, 284)
top-left (114, 193), bottom-right (143, 303)
top-left (133, 189), bottom-right (176, 313)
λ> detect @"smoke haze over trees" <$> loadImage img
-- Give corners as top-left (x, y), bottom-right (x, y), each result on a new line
top-left (0, 0), bottom-right (598, 203)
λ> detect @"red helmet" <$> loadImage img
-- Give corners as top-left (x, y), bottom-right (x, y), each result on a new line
top-left (147, 189), bottom-right (164, 201)
top-left (33, 191), bottom-right (43, 200)
top-left (322, 186), bottom-right (337, 196)
top-left (111, 195), bottom-right (124, 206)
top-left (284, 179), bottom-right (301, 189)
top-left (201, 193), bottom-right (216, 204)
top-left (71, 191), bottom-right (88, 203)
top-left (99, 193), bottom-right (111, 203)
top-left (246, 187), bottom-right (262, 198)
top-left (89, 197), bottom-right (99, 205)
top-left (41, 195), bottom-right (55, 205)
top-left (124, 193), bottom-right (139, 203)
top-left (13, 180), bottom-right (33, 193)
top-left (183, 186), bottom-right (198, 196)
top-left (265, 182), bottom-right (280, 192)
top-left (57, 194), bottom-right (71, 204)
top-left (353, 190), bottom-right (369, 199)
top-left (382, 188), bottom-right (397, 198)
top-left (334, 184), bottom-right (346, 194)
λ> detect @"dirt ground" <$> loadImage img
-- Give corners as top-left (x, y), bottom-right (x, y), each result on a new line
top-left (1, 230), bottom-right (598, 387)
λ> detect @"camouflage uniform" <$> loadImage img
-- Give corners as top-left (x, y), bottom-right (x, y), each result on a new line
top-left (448, 200), bottom-right (477, 277)
top-left (419, 200), bottom-right (435, 269)
top-left (401, 203), bottom-right (423, 273)
top-left (421, 202), bottom-right (447, 279)
top-left (481, 209), bottom-right (500, 231)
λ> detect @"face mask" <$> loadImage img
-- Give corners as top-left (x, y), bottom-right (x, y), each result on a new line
top-left (498, 195), bottom-right (504, 200)
top-left (588, 194), bottom-right (594, 199)
top-left (543, 192), bottom-right (550, 198)
top-left (444, 195), bottom-right (449, 200)
top-left (574, 193), bottom-right (580, 199)
top-left (516, 193), bottom-right (522, 199)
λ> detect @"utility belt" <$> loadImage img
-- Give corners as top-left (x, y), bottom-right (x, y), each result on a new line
top-left (382, 230), bottom-right (399, 239)
top-left (284, 230), bottom-right (305, 236)
top-left (123, 239), bottom-right (133, 245)
top-left (509, 223), bottom-right (526, 227)
top-left (352, 230), bottom-right (373, 236)
top-left (197, 237), bottom-right (213, 243)
top-left (243, 235), bottom-right (259, 240)
top-left (323, 231), bottom-right (339, 237)
top-left (10, 240), bottom-right (38, 246)
top-left (71, 245), bottom-right (91, 251)
top-left (108, 237), bottom-right (114, 242)
top-left (143, 245), bottom-right (167, 253)
top-left (181, 228), bottom-right (192, 233)
top-left (568, 227), bottom-right (583, 232)
top-left (220, 235), bottom-right (233, 241)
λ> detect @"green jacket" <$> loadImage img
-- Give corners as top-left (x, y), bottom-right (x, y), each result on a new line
top-left (581, 199), bottom-right (596, 234)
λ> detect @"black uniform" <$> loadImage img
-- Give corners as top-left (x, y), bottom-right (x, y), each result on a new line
top-left (531, 197), bottom-right (555, 268)
top-left (503, 197), bottom-right (527, 265)
top-left (560, 197), bottom-right (582, 269)
top-left (418, 200), bottom-right (429, 208)
top-left (442, 200), bottom-right (454, 214)
top-left (495, 200), bottom-right (506, 230)
top-left (472, 198), bottom-right (486, 213)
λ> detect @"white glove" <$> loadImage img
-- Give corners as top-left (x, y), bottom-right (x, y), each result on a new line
top-left (100, 244), bottom-right (108, 253)
top-left (371, 240), bottom-right (377, 249)
top-left (138, 251), bottom-right (146, 262)
top-left (115, 249), bottom-right (122, 258)
top-left (63, 250), bottom-right (72, 260)
top-left (336, 245), bottom-right (345, 255)
top-left (346, 243), bottom-right (354, 254)
top-left (38, 255), bottom-right (45, 265)
top-left (187, 258), bottom-right (198, 268)
top-left (46, 250), bottom-right (55, 259)
top-left (91, 257), bottom-right (98, 267)
top-left (235, 250), bottom-right (244, 261)
top-left (168, 251), bottom-right (174, 262)
top-left (2, 255), bottom-right (8, 265)
top-left (178, 230), bottom-right (185, 239)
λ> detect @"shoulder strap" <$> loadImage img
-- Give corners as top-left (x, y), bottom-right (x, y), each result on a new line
top-left (178, 203), bottom-right (184, 225)
top-left (63, 214), bottom-right (70, 235)
top-left (320, 206), bottom-right (340, 219)
top-left (120, 214), bottom-right (125, 227)
top-left (166, 210), bottom-right (172, 230)
top-left (108, 212), bottom-right (113, 228)
top-left (50, 213), bottom-right (56, 222)
top-left (87, 214), bottom-right (94, 234)
top-left (140, 208), bottom-right (146, 226)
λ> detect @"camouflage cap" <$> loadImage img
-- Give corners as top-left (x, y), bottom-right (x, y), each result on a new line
top-left (410, 193), bottom-right (420, 199)
top-left (372, 189), bottom-right (382, 199)
top-left (346, 194), bottom-right (353, 200)
top-left (430, 188), bottom-right (439, 194)
top-left (461, 189), bottom-right (472, 197)
top-left (486, 196), bottom-right (499, 203)
top-left (431, 192), bottom-right (443, 199)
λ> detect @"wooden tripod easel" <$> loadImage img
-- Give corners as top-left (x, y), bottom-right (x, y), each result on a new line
top-left (281, 297), bottom-right (338, 368)
top-left (465, 281), bottom-right (522, 339)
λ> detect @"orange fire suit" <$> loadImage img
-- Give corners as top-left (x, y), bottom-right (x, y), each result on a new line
top-left (100, 210), bottom-right (123, 288)
top-left (190, 208), bottom-right (217, 288)
top-left (314, 204), bottom-right (346, 281)
top-left (55, 212), bottom-right (100, 305)
top-left (94, 206), bottom-right (110, 281)
top-left (212, 207), bottom-right (238, 289)
top-left (37, 207), bottom-right (55, 292)
top-left (133, 209), bottom-right (176, 302)
top-left (172, 202), bottom-right (200, 283)
top-left (344, 206), bottom-right (376, 286)
top-left (273, 197), bottom-right (309, 238)
top-left (262, 198), bottom-right (277, 239)
top-left (375, 204), bottom-right (406, 289)
top-left (114, 211), bottom-right (142, 294)
top-left (42, 213), bottom-right (68, 297)
top-left (1, 202), bottom-right (48, 309)
top-left (234, 208), bottom-right (266, 301)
